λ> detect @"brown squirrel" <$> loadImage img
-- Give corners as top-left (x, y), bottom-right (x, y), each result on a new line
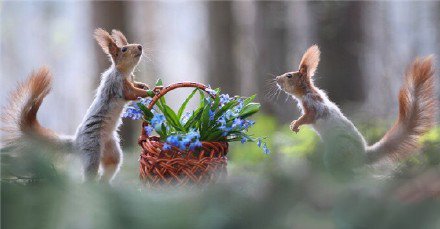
top-left (276, 45), bottom-right (438, 177)
top-left (1, 29), bottom-right (151, 182)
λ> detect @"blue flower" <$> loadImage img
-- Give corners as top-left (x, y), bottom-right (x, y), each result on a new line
top-left (123, 106), bottom-right (143, 120)
top-left (242, 120), bottom-right (255, 130)
top-left (219, 94), bottom-right (231, 105)
top-left (257, 138), bottom-right (262, 147)
top-left (181, 112), bottom-right (191, 124)
top-left (209, 109), bottom-right (215, 121)
top-left (262, 143), bottom-right (270, 154)
top-left (241, 137), bottom-right (247, 144)
top-left (217, 116), bottom-right (227, 126)
top-left (138, 97), bottom-right (152, 107)
top-left (166, 135), bottom-right (180, 147)
top-left (186, 129), bottom-right (200, 140)
top-left (150, 112), bottom-right (166, 127)
top-left (179, 138), bottom-right (190, 150)
top-left (234, 99), bottom-right (244, 112)
top-left (189, 140), bottom-right (202, 150)
top-left (144, 125), bottom-right (154, 135)
top-left (224, 110), bottom-right (235, 119)
top-left (232, 118), bottom-right (244, 128)
top-left (163, 143), bottom-right (172, 150)
top-left (219, 124), bottom-right (231, 133)
top-left (206, 88), bottom-right (217, 97)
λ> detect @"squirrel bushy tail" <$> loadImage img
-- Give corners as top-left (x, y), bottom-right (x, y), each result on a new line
top-left (367, 56), bottom-right (438, 162)
top-left (1, 67), bottom-right (73, 149)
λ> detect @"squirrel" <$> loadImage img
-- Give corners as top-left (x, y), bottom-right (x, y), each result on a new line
top-left (1, 28), bottom-right (151, 182)
top-left (276, 45), bottom-right (437, 177)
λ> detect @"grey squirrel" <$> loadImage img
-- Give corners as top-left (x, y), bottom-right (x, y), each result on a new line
top-left (276, 45), bottom-right (438, 177)
top-left (1, 28), bottom-right (151, 182)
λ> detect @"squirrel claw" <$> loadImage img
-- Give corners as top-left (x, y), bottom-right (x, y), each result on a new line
top-left (135, 82), bottom-right (149, 90)
top-left (290, 121), bottom-right (300, 133)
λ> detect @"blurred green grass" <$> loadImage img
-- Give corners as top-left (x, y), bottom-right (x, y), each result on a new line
top-left (2, 114), bottom-right (440, 229)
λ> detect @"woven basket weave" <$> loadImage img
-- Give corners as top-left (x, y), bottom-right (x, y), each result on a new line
top-left (138, 82), bottom-right (228, 187)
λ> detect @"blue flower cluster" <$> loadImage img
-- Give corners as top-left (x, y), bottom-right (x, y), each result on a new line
top-left (257, 138), bottom-right (270, 154)
top-left (123, 106), bottom-right (143, 120)
top-left (216, 97), bottom-right (255, 136)
top-left (124, 87), bottom-right (269, 155)
top-left (123, 98), bottom-right (152, 120)
top-left (163, 130), bottom-right (202, 151)
top-left (219, 94), bottom-right (232, 106)
top-left (150, 110), bottom-right (166, 127)
top-left (144, 125), bottom-right (154, 135)
top-left (142, 109), bottom-right (167, 136)
top-left (205, 88), bottom-right (217, 97)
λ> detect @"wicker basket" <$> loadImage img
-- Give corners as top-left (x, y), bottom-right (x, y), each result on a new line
top-left (138, 82), bottom-right (228, 187)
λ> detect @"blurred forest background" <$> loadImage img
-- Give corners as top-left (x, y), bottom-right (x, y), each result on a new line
top-left (1, 1), bottom-right (440, 229)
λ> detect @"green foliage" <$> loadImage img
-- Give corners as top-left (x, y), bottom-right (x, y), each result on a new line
top-left (421, 127), bottom-right (440, 166)
top-left (129, 83), bottom-right (265, 152)
top-left (229, 114), bottom-right (276, 165)
top-left (275, 126), bottom-right (319, 158)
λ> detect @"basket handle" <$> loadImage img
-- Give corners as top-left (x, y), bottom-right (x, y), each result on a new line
top-left (147, 82), bottom-right (215, 110)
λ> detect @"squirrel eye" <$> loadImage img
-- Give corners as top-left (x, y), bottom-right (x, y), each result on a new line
top-left (121, 47), bottom-right (127, 52)
top-left (286, 74), bottom-right (293, 78)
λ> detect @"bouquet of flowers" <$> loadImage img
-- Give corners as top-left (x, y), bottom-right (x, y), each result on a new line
top-left (124, 80), bottom-right (268, 186)
top-left (124, 80), bottom-right (269, 154)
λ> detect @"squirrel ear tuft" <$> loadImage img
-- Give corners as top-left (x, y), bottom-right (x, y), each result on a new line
top-left (94, 28), bottom-right (119, 59)
top-left (111, 29), bottom-right (129, 47)
top-left (299, 45), bottom-right (320, 77)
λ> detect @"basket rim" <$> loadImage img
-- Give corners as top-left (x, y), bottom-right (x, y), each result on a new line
top-left (139, 135), bottom-right (228, 153)
top-left (140, 135), bottom-right (229, 145)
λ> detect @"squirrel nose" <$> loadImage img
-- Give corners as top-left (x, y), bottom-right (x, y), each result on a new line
top-left (138, 45), bottom-right (142, 51)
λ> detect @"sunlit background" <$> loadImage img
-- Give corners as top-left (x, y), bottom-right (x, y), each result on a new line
top-left (1, 1), bottom-right (440, 229)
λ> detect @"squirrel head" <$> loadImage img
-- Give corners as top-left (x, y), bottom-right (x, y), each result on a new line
top-left (94, 28), bottom-right (143, 74)
top-left (276, 45), bottom-right (320, 98)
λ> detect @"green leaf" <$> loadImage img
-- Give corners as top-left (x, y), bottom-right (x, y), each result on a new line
top-left (200, 104), bottom-right (212, 137)
top-left (214, 100), bottom-right (238, 120)
top-left (146, 90), bottom-right (155, 97)
top-left (225, 132), bottom-right (254, 142)
top-left (198, 89), bottom-right (206, 103)
top-left (137, 102), bottom-right (153, 119)
top-left (205, 130), bottom-right (224, 141)
top-left (153, 79), bottom-right (166, 107)
top-left (239, 103), bottom-right (261, 119)
top-left (155, 78), bottom-right (163, 86)
top-left (184, 108), bottom-right (203, 130)
top-left (153, 123), bottom-right (163, 136)
top-left (162, 105), bottom-right (184, 131)
top-left (161, 123), bottom-right (168, 140)
top-left (243, 94), bottom-right (256, 106)
top-left (177, 89), bottom-right (198, 119)
top-left (212, 93), bottom-right (220, 110)
top-left (159, 96), bottom-right (167, 109)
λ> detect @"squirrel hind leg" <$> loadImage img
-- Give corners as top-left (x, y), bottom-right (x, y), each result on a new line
top-left (100, 139), bottom-right (122, 183)
top-left (82, 152), bottom-right (100, 182)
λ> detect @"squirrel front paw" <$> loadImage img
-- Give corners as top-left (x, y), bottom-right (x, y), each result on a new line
top-left (290, 121), bottom-right (300, 133)
top-left (134, 82), bottom-right (149, 90)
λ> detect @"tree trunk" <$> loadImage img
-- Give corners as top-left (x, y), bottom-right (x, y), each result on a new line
top-left (207, 1), bottom-right (238, 95)
top-left (255, 1), bottom-right (293, 122)
top-left (310, 2), bottom-right (366, 105)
